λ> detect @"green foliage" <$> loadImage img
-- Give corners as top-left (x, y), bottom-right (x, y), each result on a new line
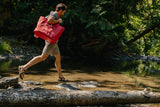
top-left (85, 0), bottom-right (116, 40)
top-left (0, 41), bottom-right (12, 54)
top-left (122, 0), bottom-right (160, 56)
top-left (1, 0), bottom-right (160, 57)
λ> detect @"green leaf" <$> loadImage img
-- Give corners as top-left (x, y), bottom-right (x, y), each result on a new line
top-left (91, 9), bottom-right (100, 14)
top-left (85, 22), bottom-right (97, 29)
top-left (98, 21), bottom-right (106, 31)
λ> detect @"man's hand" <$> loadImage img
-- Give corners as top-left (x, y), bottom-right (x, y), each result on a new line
top-left (58, 18), bottom-right (62, 24)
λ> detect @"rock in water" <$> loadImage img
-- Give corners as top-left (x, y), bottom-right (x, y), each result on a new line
top-left (55, 81), bottom-right (98, 90)
top-left (19, 81), bottom-right (43, 85)
top-left (0, 77), bottom-right (19, 89)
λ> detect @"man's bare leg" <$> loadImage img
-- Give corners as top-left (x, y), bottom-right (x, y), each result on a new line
top-left (22, 53), bottom-right (49, 71)
top-left (54, 54), bottom-right (68, 81)
top-left (18, 53), bottom-right (49, 79)
top-left (54, 54), bottom-right (63, 78)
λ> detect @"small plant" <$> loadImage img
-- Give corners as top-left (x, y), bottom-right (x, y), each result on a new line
top-left (0, 42), bottom-right (13, 54)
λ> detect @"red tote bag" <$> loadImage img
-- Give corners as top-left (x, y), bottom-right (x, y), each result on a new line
top-left (34, 16), bottom-right (65, 44)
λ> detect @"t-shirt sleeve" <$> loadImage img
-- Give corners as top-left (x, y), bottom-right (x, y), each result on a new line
top-left (45, 11), bottom-right (58, 20)
top-left (49, 11), bottom-right (58, 20)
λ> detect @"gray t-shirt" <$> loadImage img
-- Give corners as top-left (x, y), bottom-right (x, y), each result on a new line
top-left (46, 11), bottom-right (59, 20)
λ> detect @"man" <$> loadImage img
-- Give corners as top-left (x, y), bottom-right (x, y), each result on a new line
top-left (18, 3), bottom-right (68, 82)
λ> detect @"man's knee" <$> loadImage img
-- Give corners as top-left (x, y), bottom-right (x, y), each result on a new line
top-left (41, 57), bottom-right (46, 61)
top-left (40, 54), bottom-right (48, 61)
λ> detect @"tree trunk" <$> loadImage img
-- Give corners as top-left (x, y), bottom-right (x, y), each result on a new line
top-left (0, 87), bottom-right (160, 106)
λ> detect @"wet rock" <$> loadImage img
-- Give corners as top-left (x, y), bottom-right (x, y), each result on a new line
top-left (19, 80), bottom-right (43, 87)
top-left (18, 86), bottom-right (44, 92)
top-left (112, 55), bottom-right (160, 63)
top-left (71, 81), bottom-right (98, 88)
top-left (0, 77), bottom-right (19, 89)
top-left (55, 81), bottom-right (99, 90)
top-left (0, 77), bottom-right (44, 89)
top-left (150, 70), bottom-right (160, 74)
top-left (7, 86), bottom-right (14, 90)
top-left (148, 56), bottom-right (160, 62)
top-left (55, 83), bottom-right (79, 90)
top-left (0, 55), bottom-right (6, 59)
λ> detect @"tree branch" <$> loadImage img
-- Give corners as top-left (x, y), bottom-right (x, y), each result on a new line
top-left (126, 20), bottom-right (160, 45)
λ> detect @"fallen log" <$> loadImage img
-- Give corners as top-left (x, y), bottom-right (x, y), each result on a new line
top-left (0, 87), bottom-right (160, 106)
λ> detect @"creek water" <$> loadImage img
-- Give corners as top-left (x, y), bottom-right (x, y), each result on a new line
top-left (0, 58), bottom-right (160, 91)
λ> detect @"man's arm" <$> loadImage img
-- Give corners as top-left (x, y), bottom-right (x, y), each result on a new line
top-left (47, 15), bottom-right (62, 24)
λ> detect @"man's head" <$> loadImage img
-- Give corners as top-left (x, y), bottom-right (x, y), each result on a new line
top-left (56, 3), bottom-right (67, 17)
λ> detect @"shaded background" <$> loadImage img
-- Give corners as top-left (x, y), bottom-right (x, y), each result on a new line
top-left (0, 0), bottom-right (160, 66)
